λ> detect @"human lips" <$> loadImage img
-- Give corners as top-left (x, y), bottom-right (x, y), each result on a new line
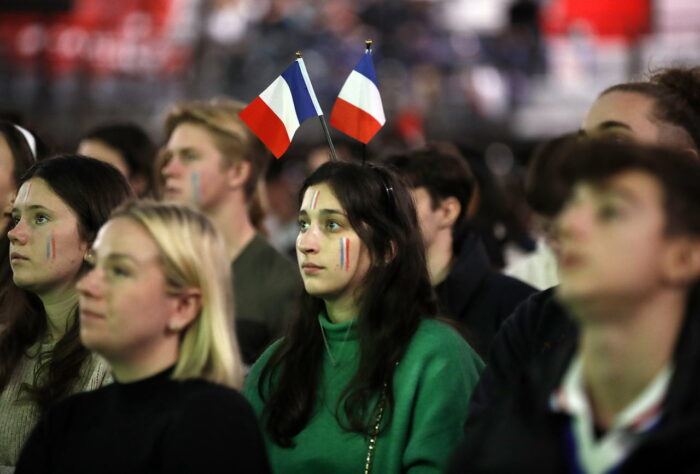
top-left (9, 251), bottom-right (29, 262)
top-left (558, 249), bottom-right (585, 270)
top-left (300, 262), bottom-right (324, 274)
top-left (79, 307), bottom-right (105, 321)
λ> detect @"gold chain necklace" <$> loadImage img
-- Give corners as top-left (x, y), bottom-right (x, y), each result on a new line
top-left (319, 318), bottom-right (353, 366)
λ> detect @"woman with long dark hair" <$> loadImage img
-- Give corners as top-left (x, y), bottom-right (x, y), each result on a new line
top-left (0, 156), bottom-right (133, 470)
top-left (245, 161), bottom-right (483, 473)
top-left (0, 121), bottom-right (48, 326)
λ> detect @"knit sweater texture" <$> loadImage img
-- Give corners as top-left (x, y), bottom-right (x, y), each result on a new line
top-left (0, 342), bottom-right (111, 473)
top-left (245, 317), bottom-right (484, 474)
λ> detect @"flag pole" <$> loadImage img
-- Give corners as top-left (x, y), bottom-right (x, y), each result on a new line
top-left (296, 51), bottom-right (338, 162)
top-left (319, 116), bottom-right (339, 162)
top-left (361, 40), bottom-right (373, 166)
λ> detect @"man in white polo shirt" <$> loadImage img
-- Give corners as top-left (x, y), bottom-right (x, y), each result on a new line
top-left (451, 139), bottom-right (700, 473)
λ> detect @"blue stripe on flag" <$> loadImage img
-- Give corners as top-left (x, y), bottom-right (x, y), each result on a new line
top-left (281, 62), bottom-right (319, 124)
top-left (353, 53), bottom-right (379, 86)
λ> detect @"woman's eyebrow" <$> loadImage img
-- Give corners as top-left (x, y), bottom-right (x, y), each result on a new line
top-left (12, 204), bottom-right (53, 214)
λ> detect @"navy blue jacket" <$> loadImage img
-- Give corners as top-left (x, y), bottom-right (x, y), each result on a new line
top-left (451, 288), bottom-right (700, 473)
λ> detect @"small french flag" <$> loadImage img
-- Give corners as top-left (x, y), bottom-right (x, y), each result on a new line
top-left (330, 48), bottom-right (385, 144)
top-left (239, 57), bottom-right (323, 158)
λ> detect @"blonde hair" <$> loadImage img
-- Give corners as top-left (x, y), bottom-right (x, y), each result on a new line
top-left (159, 97), bottom-right (268, 198)
top-left (111, 200), bottom-right (243, 389)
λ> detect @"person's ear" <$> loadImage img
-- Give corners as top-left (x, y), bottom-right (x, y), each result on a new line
top-left (438, 196), bottom-right (461, 230)
top-left (385, 240), bottom-right (398, 263)
top-left (466, 183), bottom-right (480, 219)
top-left (226, 160), bottom-right (251, 190)
top-left (167, 288), bottom-right (202, 333)
top-left (663, 238), bottom-right (700, 287)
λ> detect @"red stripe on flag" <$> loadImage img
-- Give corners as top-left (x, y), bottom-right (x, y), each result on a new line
top-left (330, 98), bottom-right (382, 144)
top-left (239, 97), bottom-right (291, 159)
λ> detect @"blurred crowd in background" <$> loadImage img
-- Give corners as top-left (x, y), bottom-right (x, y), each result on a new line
top-left (1, 0), bottom-right (699, 268)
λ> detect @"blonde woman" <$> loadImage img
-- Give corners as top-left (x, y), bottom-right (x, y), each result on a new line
top-left (16, 201), bottom-right (271, 474)
top-left (158, 98), bottom-right (301, 364)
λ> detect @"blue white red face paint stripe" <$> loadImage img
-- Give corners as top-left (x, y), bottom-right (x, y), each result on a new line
top-left (310, 190), bottom-right (320, 210)
top-left (17, 182), bottom-right (31, 204)
top-left (191, 171), bottom-right (201, 205)
top-left (339, 237), bottom-right (350, 271)
top-left (46, 234), bottom-right (56, 261)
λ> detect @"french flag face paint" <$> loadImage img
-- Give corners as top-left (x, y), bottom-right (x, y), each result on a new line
top-left (46, 234), bottom-right (56, 262)
top-left (17, 182), bottom-right (32, 204)
top-left (309, 190), bottom-right (320, 210)
top-left (191, 171), bottom-right (201, 205)
top-left (339, 237), bottom-right (350, 271)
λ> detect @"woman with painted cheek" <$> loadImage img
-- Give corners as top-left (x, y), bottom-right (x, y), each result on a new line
top-left (0, 122), bottom-right (47, 327)
top-left (16, 201), bottom-right (271, 474)
top-left (0, 156), bottom-right (133, 471)
top-left (244, 161), bottom-right (484, 474)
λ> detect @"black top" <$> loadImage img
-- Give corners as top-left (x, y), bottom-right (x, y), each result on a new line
top-left (16, 367), bottom-right (271, 474)
top-left (233, 234), bottom-right (302, 364)
top-left (467, 287), bottom-right (575, 418)
top-left (451, 288), bottom-right (700, 473)
top-left (435, 233), bottom-right (536, 356)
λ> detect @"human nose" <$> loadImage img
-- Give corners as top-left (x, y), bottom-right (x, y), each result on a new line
top-left (297, 225), bottom-right (320, 255)
top-left (555, 202), bottom-right (591, 243)
top-left (7, 218), bottom-right (29, 245)
top-left (76, 264), bottom-right (103, 300)
top-left (161, 156), bottom-right (182, 178)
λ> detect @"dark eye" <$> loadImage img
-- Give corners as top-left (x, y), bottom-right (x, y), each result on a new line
top-left (298, 219), bottom-right (310, 231)
top-left (34, 214), bottom-right (49, 225)
top-left (182, 152), bottom-right (198, 162)
top-left (327, 220), bottom-right (341, 231)
top-left (597, 204), bottom-right (620, 221)
top-left (106, 264), bottom-right (131, 278)
top-left (113, 266), bottom-right (131, 277)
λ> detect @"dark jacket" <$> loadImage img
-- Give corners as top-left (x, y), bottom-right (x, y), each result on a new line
top-left (435, 233), bottom-right (536, 356)
top-left (451, 288), bottom-right (700, 473)
top-left (233, 234), bottom-right (302, 364)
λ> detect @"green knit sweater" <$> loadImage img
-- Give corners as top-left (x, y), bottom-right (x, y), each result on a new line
top-left (244, 316), bottom-right (484, 474)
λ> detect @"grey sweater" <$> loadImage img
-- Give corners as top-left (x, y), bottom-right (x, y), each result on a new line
top-left (0, 342), bottom-right (111, 473)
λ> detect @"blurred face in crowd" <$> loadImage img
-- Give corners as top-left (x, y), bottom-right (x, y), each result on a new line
top-left (410, 186), bottom-right (458, 251)
top-left (556, 170), bottom-right (687, 313)
top-left (77, 217), bottom-right (190, 365)
top-left (296, 183), bottom-right (371, 307)
top-left (161, 123), bottom-right (232, 212)
top-left (581, 90), bottom-right (685, 146)
top-left (0, 134), bottom-right (15, 231)
top-left (78, 139), bottom-right (130, 178)
top-left (411, 187), bottom-right (440, 249)
top-left (8, 178), bottom-right (88, 295)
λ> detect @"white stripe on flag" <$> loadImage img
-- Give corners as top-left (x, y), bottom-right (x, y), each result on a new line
top-left (337, 70), bottom-right (385, 125)
top-left (260, 76), bottom-right (300, 141)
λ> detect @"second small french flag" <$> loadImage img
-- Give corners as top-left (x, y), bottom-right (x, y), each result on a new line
top-left (330, 50), bottom-right (385, 144)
